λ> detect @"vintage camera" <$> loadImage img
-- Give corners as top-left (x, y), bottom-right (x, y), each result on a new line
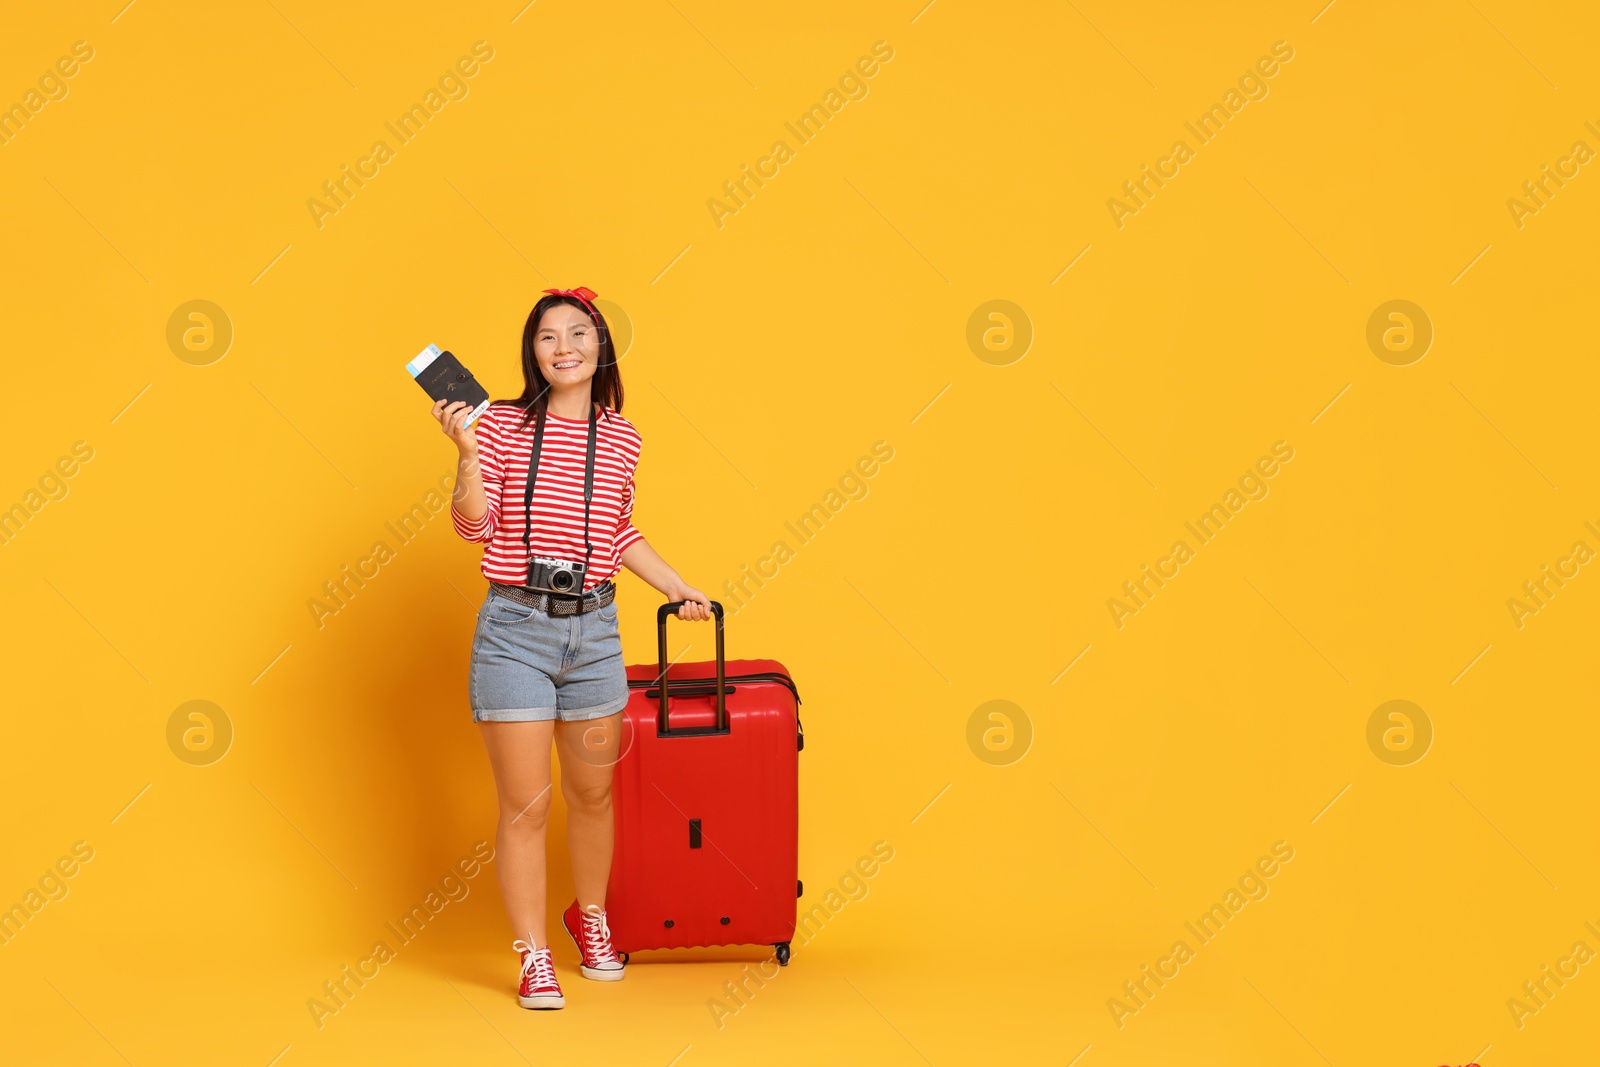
top-left (527, 555), bottom-right (586, 596)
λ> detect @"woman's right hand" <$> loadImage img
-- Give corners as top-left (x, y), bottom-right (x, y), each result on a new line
top-left (432, 399), bottom-right (479, 455)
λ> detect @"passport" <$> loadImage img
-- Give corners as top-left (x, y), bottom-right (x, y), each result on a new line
top-left (408, 344), bottom-right (490, 427)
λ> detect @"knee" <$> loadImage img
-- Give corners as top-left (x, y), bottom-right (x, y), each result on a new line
top-left (502, 791), bottom-right (553, 833)
top-left (563, 778), bottom-right (612, 815)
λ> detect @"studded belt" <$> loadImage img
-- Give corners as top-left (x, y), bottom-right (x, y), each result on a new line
top-left (490, 580), bottom-right (615, 617)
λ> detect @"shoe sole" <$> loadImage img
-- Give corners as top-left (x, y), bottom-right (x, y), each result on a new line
top-left (519, 994), bottom-right (566, 1009)
top-left (564, 918), bottom-right (626, 982)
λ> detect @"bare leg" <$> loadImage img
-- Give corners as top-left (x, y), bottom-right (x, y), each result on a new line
top-left (555, 712), bottom-right (622, 911)
top-left (478, 720), bottom-right (557, 945)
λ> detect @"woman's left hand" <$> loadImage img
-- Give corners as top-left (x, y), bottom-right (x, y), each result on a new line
top-left (668, 583), bottom-right (714, 621)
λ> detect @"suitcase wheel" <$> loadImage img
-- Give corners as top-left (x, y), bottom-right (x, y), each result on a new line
top-left (774, 942), bottom-right (791, 966)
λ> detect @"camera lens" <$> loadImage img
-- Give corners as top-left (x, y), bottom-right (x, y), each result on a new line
top-left (552, 570), bottom-right (574, 592)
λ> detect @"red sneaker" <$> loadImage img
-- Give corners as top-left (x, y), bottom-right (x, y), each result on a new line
top-left (562, 901), bottom-right (625, 981)
top-left (512, 939), bottom-right (565, 1009)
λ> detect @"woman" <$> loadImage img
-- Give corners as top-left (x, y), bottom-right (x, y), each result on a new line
top-left (432, 286), bottom-right (712, 1010)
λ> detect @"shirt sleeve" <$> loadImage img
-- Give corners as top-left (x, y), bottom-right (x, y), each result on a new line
top-left (613, 461), bottom-right (644, 556)
top-left (451, 410), bottom-right (502, 543)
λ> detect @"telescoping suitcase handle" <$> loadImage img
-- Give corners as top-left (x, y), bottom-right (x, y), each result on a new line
top-left (656, 601), bottom-right (727, 736)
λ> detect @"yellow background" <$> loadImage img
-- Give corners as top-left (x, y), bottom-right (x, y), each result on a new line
top-left (2, 0), bottom-right (1596, 1063)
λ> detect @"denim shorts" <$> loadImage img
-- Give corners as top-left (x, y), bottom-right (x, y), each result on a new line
top-left (468, 584), bottom-right (629, 723)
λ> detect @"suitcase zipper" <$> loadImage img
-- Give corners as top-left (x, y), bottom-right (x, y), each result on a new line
top-left (628, 671), bottom-right (804, 750)
top-left (629, 671), bottom-right (801, 703)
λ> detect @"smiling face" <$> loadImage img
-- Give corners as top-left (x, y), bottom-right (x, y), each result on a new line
top-left (533, 301), bottom-right (600, 391)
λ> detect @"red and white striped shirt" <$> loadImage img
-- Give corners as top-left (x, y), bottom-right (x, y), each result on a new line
top-left (451, 402), bottom-right (644, 590)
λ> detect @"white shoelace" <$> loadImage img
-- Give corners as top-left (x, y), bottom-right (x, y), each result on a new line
top-left (513, 939), bottom-right (558, 987)
top-left (579, 909), bottom-right (620, 964)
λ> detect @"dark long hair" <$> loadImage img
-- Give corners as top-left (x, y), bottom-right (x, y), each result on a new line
top-left (498, 293), bottom-right (624, 432)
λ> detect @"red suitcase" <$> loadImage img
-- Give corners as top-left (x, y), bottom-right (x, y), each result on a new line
top-left (605, 601), bottom-right (804, 964)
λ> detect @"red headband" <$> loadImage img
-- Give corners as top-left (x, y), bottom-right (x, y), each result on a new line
top-left (543, 286), bottom-right (600, 318)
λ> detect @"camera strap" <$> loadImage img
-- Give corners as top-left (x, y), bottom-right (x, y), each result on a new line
top-left (521, 403), bottom-right (600, 586)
